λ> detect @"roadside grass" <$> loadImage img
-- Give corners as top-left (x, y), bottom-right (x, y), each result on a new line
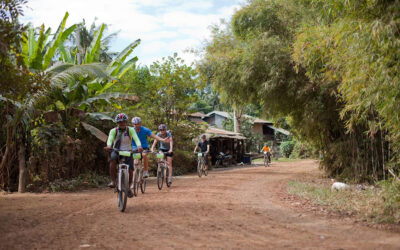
top-left (287, 180), bottom-right (400, 224)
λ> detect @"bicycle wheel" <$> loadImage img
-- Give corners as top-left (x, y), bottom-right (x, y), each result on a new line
top-left (166, 167), bottom-right (171, 187)
top-left (118, 170), bottom-right (128, 212)
top-left (140, 174), bottom-right (146, 193)
top-left (133, 169), bottom-right (139, 196)
top-left (197, 159), bottom-right (202, 177)
top-left (157, 163), bottom-right (163, 190)
top-left (264, 156), bottom-right (267, 167)
top-left (204, 161), bottom-right (208, 176)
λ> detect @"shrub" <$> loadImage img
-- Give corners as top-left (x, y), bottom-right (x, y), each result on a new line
top-left (280, 141), bottom-right (295, 158)
top-left (148, 149), bottom-right (197, 177)
top-left (290, 141), bottom-right (314, 159)
top-left (27, 120), bottom-right (111, 186)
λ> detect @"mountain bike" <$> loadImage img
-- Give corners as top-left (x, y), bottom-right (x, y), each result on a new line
top-left (132, 151), bottom-right (147, 196)
top-left (196, 152), bottom-right (208, 177)
top-left (106, 149), bottom-right (132, 212)
top-left (156, 152), bottom-right (171, 190)
top-left (264, 152), bottom-right (271, 167)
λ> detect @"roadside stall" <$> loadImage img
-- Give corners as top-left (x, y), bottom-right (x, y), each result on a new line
top-left (202, 127), bottom-right (247, 166)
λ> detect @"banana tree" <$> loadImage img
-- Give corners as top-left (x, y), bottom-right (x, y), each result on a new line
top-left (21, 12), bottom-right (77, 71)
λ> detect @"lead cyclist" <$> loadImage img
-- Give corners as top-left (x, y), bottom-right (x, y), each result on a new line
top-left (104, 113), bottom-right (143, 198)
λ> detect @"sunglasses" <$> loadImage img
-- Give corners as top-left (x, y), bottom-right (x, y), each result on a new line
top-left (159, 129), bottom-right (166, 131)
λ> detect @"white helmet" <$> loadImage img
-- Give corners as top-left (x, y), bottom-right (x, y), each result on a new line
top-left (131, 117), bottom-right (141, 125)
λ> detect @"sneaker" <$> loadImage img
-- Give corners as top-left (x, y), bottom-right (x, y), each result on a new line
top-left (167, 177), bottom-right (172, 185)
top-left (127, 189), bottom-right (133, 198)
top-left (107, 181), bottom-right (115, 188)
top-left (143, 171), bottom-right (150, 178)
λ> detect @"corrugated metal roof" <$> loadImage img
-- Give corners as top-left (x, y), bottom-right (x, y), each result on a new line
top-left (189, 112), bottom-right (206, 117)
top-left (205, 127), bottom-right (246, 140)
top-left (267, 125), bottom-right (291, 136)
top-left (206, 111), bottom-right (231, 118)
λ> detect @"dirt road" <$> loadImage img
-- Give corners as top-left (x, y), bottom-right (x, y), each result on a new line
top-left (1, 160), bottom-right (399, 249)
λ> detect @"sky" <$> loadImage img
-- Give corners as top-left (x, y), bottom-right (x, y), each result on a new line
top-left (21, 0), bottom-right (243, 66)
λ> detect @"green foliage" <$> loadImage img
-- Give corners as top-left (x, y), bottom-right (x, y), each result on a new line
top-left (290, 141), bottom-right (315, 159)
top-left (21, 12), bottom-right (76, 71)
top-left (280, 141), bottom-right (295, 158)
top-left (200, 0), bottom-right (398, 182)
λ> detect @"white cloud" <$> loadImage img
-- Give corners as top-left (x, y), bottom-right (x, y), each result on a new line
top-left (22, 0), bottom-right (242, 65)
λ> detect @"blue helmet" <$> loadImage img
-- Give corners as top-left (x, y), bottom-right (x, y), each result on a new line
top-left (158, 124), bottom-right (167, 130)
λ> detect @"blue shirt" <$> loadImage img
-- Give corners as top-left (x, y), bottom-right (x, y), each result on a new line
top-left (132, 126), bottom-right (152, 149)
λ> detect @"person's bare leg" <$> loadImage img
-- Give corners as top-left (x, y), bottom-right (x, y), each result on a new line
top-left (167, 156), bottom-right (173, 178)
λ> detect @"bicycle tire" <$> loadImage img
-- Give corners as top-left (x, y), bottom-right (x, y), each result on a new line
top-left (157, 163), bottom-right (163, 190)
top-left (166, 167), bottom-right (171, 187)
top-left (133, 169), bottom-right (139, 196)
top-left (197, 159), bottom-right (202, 177)
top-left (140, 177), bottom-right (146, 193)
top-left (204, 161), bottom-right (208, 176)
top-left (119, 170), bottom-right (128, 212)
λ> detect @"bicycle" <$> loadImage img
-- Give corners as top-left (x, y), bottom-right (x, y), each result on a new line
top-left (155, 151), bottom-right (172, 190)
top-left (263, 152), bottom-right (271, 167)
top-left (132, 151), bottom-right (147, 196)
top-left (106, 149), bottom-right (133, 212)
top-left (196, 152), bottom-right (208, 177)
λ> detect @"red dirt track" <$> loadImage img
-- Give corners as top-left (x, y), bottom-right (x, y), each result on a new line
top-left (1, 160), bottom-right (399, 249)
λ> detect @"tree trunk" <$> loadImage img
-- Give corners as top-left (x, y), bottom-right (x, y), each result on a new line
top-left (18, 142), bottom-right (26, 193)
top-left (233, 109), bottom-right (238, 132)
top-left (233, 106), bottom-right (244, 133)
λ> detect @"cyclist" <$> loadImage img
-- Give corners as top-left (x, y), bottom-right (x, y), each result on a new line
top-left (105, 113), bottom-right (143, 198)
top-left (151, 124), bottom-right (173, 185)
top-left (261, 143), bottom-right (271, 163)
top-left (194, 134), bottom-right (210, 165)
top-left (131, 117), bottom-right (170, 178)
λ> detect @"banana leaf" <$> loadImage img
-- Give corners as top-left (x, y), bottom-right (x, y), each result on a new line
top-left (30, 25), bottom-right (46, 70)
top-left (43, 12), bottom-right (69, 69)
top-left (117, 56), bottom-right (138, 79)
top-left (81, 121), bottom-right (108, 143)
top-left (85, 23), bottom-right (105, 63)
top-left (78, 92), bottom-right (139, 106)
top-left (107, 39), bottom-right (140, 76)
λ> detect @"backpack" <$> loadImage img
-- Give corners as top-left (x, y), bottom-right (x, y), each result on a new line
top-left (114, 127), bottom-right (129, 149)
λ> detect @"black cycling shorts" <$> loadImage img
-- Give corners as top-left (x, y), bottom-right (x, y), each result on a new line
top-left (110, 151), bottom-right (133, 170)
top-left (161, 148), bottom-right (173, 157)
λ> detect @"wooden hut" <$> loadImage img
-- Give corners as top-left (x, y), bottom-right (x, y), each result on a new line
top-left (202, 127), bottom-right (247, 165)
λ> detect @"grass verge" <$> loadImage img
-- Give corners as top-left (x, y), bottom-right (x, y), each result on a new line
top-left (287, 180), bottom-right (400, 224)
